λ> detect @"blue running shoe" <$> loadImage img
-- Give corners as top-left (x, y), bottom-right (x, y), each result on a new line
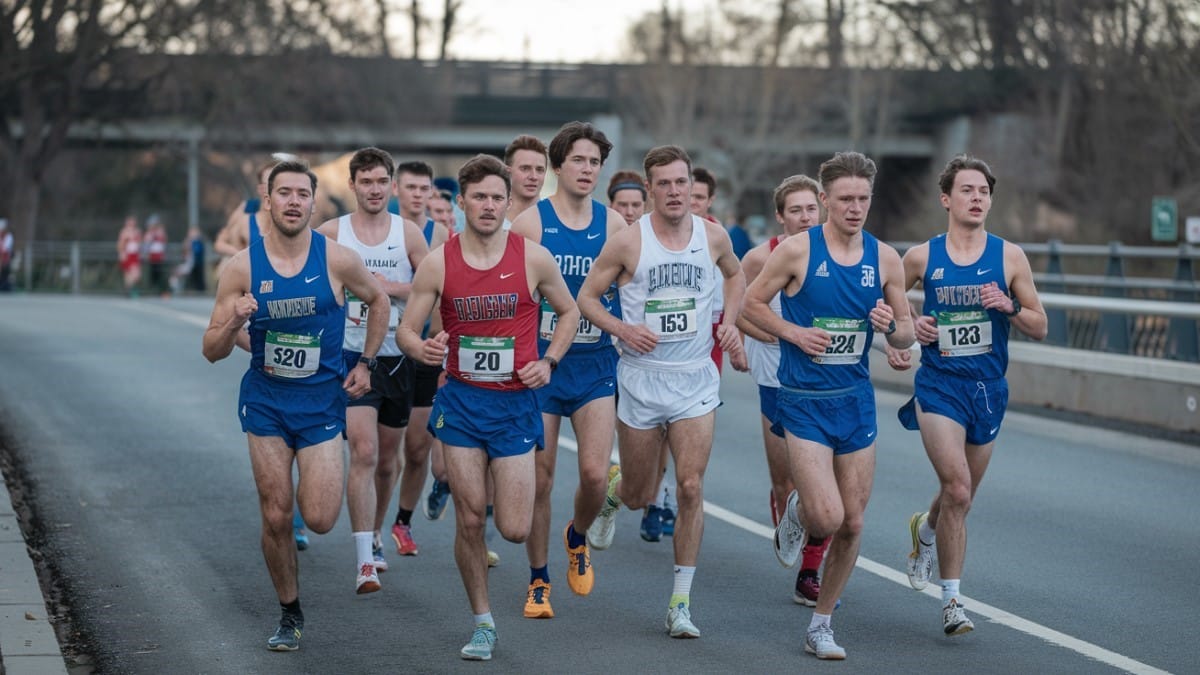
top-left (424, 479), bottom-right (451, 521)
top-left (660, 506), bottom-right (676, 537)
top-left (640, 506), bottom-right (663, 542)
top-left (293, 512), bottom-right (309, 551)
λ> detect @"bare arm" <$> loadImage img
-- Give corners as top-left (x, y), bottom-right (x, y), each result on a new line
top-left (872, 243), bottom-right (915, 350)
top-left (734, 243), bottom-right (778, 343)
top-left (577, 227), bottom-right (658, 355)
top-left (397, 248), bottom-right (449, 366)
top-left (516, 245), bottom-right (580, 389)
top-left (997, 242), bottom-right (1047, 340)
top-left (213, 213), bottom-right (248, 257)
top-left (332, 243), bottom-right (388, 398)
top-left (202, 252), bottom-right (256, 362)
top-left (742, 235), bottom-right (831, 357)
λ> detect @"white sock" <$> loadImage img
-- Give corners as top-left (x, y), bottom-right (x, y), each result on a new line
top-left (941, 579), bottom-right (961, 605)
top-left (672, 565), bottom-right (695, 597)
top-left (809, 612), bottom-right (832, 631)
top-left (919, 518), bottom-right (936, 546)
top-left (353, 531), bottom-right (373, 567)
top-left (474, 612), bottom-right (494, 628)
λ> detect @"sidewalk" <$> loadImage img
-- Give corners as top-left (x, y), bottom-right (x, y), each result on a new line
top-left (0, 481), bottom-right (68, 674)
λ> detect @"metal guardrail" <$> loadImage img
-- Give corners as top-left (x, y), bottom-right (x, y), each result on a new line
top-left (6, 239), bottom-right (1199, 361)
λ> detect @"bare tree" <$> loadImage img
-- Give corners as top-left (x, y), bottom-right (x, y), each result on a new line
top-left (439, 0), bottom-right (464, 60)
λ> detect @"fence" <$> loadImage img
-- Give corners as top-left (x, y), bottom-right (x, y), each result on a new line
top-left (6, 239), bottom-right (1200, 361)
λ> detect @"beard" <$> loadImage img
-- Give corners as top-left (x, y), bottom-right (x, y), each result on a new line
top-left (271, 208), bottom-right (313, 237)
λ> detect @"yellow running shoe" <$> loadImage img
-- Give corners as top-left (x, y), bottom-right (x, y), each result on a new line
top-left (563, 521), bottom-right (594, 596)
top-left (523, 579), bottom-right (554, 619)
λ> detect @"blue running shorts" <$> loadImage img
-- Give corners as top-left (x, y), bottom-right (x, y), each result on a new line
top-left (899, 368), bottom-right (1009, 446)
top-left (238, 369), bottom-right (346, 450)
top-left (758, 384), bottom-right (784, 439)
top-left (775, 382), bottom-right (876, 455)
top-left (537, 349), bottom-right (617, 417)
top-left (429, 377), bottom-right (543, 459)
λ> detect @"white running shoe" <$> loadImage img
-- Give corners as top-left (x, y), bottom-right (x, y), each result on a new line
top-left (355, 563), bottom-right (380, 594)
top-left (805, 624), bottom-right (846, 660)
top-left (460, 624), bottom-right (497, 660)
top-left (773, 490), bottom-right (806, 568)
top-left (587, 465), bottom-right (621, 550)
top-left (943, 598), bottom-right (974, 636)
top-left (907, 512), bottom-right (935, 590)
top-left (665, 603), bottom-right (700, 638)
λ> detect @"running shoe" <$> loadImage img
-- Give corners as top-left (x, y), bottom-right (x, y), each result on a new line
top-left (391, 522), bottom-right (419, 556)
top-left (355, 562), bottom-right (380, 595)
top-left (907, 512), bottom-right (934, 590)
top-left (523, 579), bottom-right (554, 619)
top-left (640, 506), bottom-right (663, 542)
top-left (665, 602), bottom-right (700, 638)
top-left (563, 522), bottom-right (594, 595)
top-left (773, 490), bottom-right (807, 568)
top-left (267, 613), bottom-right (303, 651)
top-left (660, 507), bottom-right (676, 536)
top-left (805, 624), bottom-right (846, 660)
top-left (372, 543), bottom-right (389, 573)
top-left (487, 550), bottom-right (500, 567)
top-left (424, 479), bottom-right (451, 521)
top-left (586, 464), bottom-right (621, 550)
top-left (293, 512), bottom-right (309, 551)
top-left (793, 569), bottom-right (820, 606)
top-left (943, 598), bottom-right (974, 636)
top-left (460, 623), bottom-right (498, 660)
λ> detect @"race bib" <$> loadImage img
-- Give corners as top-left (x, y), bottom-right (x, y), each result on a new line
top-left (264, 330), bottom-right (320, 378)
top-left (937, 310), bottom-right (992, 357)
top-left (540, 298), bottom-right (602, 343)
top-left (458, 336), bottom-right (515, 382)
top-left (811, 317), bottom-right (867, 365)
top-left (646, 297), bottom-right (698, 342)
top-left (346, 291), bottom-right (399, 329)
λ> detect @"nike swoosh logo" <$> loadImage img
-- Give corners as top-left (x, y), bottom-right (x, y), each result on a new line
top-left (388, 245), bottom-right (401, 250)
top-left (500, 272), bottom-right (515, 279)
top-left (325, 423), bottom-right (338, 430)
top-left (587, 232), bottom-right (602, 239)
top-left (305, 275), bottom-right (321, 283)
top-left (523, 437), bottom-right (534, 443)
top-left (867, 430), bottom-right (877, 438)
top-left (989, 427), bottom-right (999, 435)
top-left (976, 269), bottom-right (991, 275)
top-left (701, 398), bottom-right (715, 405)
top-left (690, 248), bottom-right (703, 253)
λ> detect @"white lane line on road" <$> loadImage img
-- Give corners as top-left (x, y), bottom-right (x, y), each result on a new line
top-left (560, 435), bottom-right (1167, 675)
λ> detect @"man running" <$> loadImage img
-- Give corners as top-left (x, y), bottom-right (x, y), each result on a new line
top-left (505, 134), bottom-right (549, 223)
top-left (316, 147), bottom-right (428, 593)
top-left (742, 151), bottom-right (914, 660)
top-left (203, 159), bottom-right (389, 651)
top-left (397, 154), bottom-right (578, 661)
top-left (578, 145), bottom-right (746, 639)
top-left (510, 121), bottom-right (626, 618)
top-left (887, 154), bottom-right (1046, 636)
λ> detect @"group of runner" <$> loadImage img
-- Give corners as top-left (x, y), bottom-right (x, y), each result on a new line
top-left (202, 122), bottom-right (1047, 661)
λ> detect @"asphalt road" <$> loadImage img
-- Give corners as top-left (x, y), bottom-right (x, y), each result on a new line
top-left (0, 294), bottom-right (1196, 674)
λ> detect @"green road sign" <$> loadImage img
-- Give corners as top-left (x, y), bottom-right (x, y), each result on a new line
top-left (1152, 197), bottom-right (1178, 242)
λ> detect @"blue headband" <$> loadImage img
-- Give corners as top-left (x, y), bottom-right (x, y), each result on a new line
top-left (608, 182), bottom-right (646, 200)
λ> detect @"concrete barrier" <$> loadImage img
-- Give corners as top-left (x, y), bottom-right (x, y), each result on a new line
top-left (870, 338), bottom-right (1200, 435)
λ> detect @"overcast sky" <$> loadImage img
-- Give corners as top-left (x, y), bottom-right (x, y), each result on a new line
top-left (403, 0), bottom-right (716, 63)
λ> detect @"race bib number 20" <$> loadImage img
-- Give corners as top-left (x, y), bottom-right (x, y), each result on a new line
top-left (458, 336), bottom-right (515, 382)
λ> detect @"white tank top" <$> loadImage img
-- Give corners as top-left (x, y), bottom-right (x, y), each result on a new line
top-left (745, 289), bottom-right (783, 387)
top-left (337, 214), bottom-right (412, 356)
top-left (618, 214), bottom-right (717, 370)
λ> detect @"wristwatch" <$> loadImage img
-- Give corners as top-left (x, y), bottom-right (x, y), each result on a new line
top-left (544, 355), bottom-right (559, 371)
top-left (1004, 296), bottom-right (1022, 317)
top-left (357, 356), bottom-right (378, 371)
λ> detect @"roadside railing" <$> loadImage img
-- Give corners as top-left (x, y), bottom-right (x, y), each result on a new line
top-left (5, 239), bottom-right (1199, 361)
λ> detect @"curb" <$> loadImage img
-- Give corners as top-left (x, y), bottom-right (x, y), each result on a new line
top-left (0, 483), bottom-right (67, 674)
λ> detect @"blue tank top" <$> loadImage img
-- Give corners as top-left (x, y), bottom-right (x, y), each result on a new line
top-left (779, 225), bottom-right (882, 390)
top-left (535, 199), bottom-right (620, 356)
top-left (248, 231), bottom-right (345, 386)
top-left (249, 213), bottom-right (262, 247)
top-left (422, 218), bottom-right (435, 245)
top-left (918, 233), bottom-right (1010, 380)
